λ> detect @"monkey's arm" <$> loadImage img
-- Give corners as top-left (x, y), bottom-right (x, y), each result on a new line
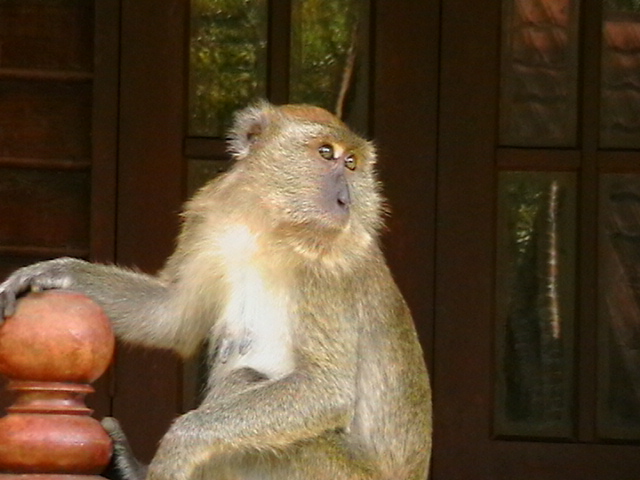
top-left (0, 257), bottom-right (198, 355)
top-left (147, 365), bottom-right (354, 480)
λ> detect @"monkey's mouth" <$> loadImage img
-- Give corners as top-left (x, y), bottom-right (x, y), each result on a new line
top-left (316, 197), bottom-right (350, 229)
top-left (333, 189), bottom-right (351, 222)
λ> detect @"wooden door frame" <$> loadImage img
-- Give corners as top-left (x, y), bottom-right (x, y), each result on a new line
top-left (434, 0), bottom-right (500, 475)
top-left (108, 0), bottom-right (188, 462)
top-left (85, 0), bottom-right (122, 421)
top-left (372, 1), bottom-right (439, 370)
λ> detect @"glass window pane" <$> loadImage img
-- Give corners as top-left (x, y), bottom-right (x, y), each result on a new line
top-left (188, 0), bottom-right (268, 137)
top-left (499, 0), bottom-right (580, 147)
top-left (601, 3), bottom-right (640, 149)
top-left (187, 159), bottom-right (230, 197)
top-left (495, 172), bottom-right (577, 438)
top-left (599, 174), bottom-right (640, 439)
top-left (289, 0), bottom-right (369, 128)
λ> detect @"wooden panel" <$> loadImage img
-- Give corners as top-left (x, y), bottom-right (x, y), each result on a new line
top-left (115, 0), bottom-right (187, 463)
top-left (373, 1), bottom-right (438, 366)
top-left (267, 0), bottom-right (292, 104)
top-left (90, 0), bottom-right (120, 263)
top-left (0, 80), bottom-right (92, 160)
top-left (0, 377), bottom-right (7, 418)
top-left (0, 169), bottom-right (90, 252)
top-left (598, 150), bottom-right (640, 172)
top-left (436, 0), bottom-right (500, 476)
top-left (0, 0), bottom-right (93, 72)
top-left (497, 148), bottom-right (581, 171)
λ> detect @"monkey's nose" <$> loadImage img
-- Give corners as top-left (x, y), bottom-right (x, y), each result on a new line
top-left (337, 183), bottom-right (351, 210)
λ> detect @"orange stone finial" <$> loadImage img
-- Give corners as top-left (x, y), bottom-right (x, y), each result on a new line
top-left (0, 290), bottom-right (114, 478)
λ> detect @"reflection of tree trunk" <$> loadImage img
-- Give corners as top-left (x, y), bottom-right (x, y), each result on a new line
top-left (335, 25), bottom-right (358, 119)
top-left (506, 180), bottom-right (564, 422)
top-left (535, 181), bottom-right (564, 421)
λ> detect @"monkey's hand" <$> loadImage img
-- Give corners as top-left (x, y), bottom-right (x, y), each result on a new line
top-left (102, 417), bottom-right (148, 480)
top-left (0, 257), bottom-right (85, 320)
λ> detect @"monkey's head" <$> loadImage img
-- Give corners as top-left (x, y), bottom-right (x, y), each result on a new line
top-left (227, 101), bottom-right (385, 259)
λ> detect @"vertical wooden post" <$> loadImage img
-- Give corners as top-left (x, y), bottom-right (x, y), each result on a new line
top-left (0, 290), bottom-right (114, 478)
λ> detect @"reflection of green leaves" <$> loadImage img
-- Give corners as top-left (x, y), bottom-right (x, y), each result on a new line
top-left (605, 0), bottom-right (640, 11)
top-left (189, 0), bottom-right (363, 137)
top-left (506, 180), bottom-right (544, 259)
top-left (290, 0), bottom-right (361, 110)
top-left (189, 0), bottom-right (268, 137)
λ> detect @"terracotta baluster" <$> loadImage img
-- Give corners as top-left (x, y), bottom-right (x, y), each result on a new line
top-left (0, 290), bottom-right (114, 479)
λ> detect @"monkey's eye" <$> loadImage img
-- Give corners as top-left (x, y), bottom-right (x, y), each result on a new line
top-left (344, 154), bottom-right (357, 171)
top-left (318, 144), bottom-right (335, 160)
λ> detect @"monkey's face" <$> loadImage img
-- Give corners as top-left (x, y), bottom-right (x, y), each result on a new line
top-left (278, 132), bottom-right (363, 227)
top-left (228, 102), bottom-right (384, 253)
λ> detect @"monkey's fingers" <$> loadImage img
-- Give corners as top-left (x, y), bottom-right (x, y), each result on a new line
top-left (0, 289), bottom-right (15, 321)
top-left (0, 276), bottom-right (47, 319)
top-left (0, 258), bottom-right (80, 321)
top-left (0, 276), bottom-right (27, 320)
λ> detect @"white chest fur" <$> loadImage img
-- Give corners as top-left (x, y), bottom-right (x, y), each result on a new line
top-left (214, 225), bottom-right (295, 379)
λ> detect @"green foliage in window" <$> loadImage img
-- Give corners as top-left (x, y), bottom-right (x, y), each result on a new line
top-left (189, 0), bottom-right (364, 137)
top-left (290, 0), bottom-right (362, 112)
top-left (605, 0), bottom-right (640, 12)
top-left (189, 0), bottom-right (267, 137)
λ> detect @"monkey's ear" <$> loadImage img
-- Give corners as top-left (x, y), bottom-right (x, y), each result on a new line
top-left (227, 100), bottom-right (274, 159)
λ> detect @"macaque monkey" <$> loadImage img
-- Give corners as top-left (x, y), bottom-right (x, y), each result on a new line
top-left (0, 102), bottom-right (432, 480)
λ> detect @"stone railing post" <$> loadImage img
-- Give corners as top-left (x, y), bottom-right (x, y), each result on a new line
top-left (0, 290), bottom-right (114, 478)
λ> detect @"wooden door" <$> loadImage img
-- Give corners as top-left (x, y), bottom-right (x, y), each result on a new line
top-left (434, 0), bottom-right (640, 478)
top-left (8, 1), bottom-right (640, 478)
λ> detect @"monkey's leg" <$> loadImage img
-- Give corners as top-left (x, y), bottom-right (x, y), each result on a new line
top-left (145, 366), bottom-right (356, 480)
top-left (204, 432), bottom-right (377, 480)
top-left (276, 433), bottom-right (378, 480)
